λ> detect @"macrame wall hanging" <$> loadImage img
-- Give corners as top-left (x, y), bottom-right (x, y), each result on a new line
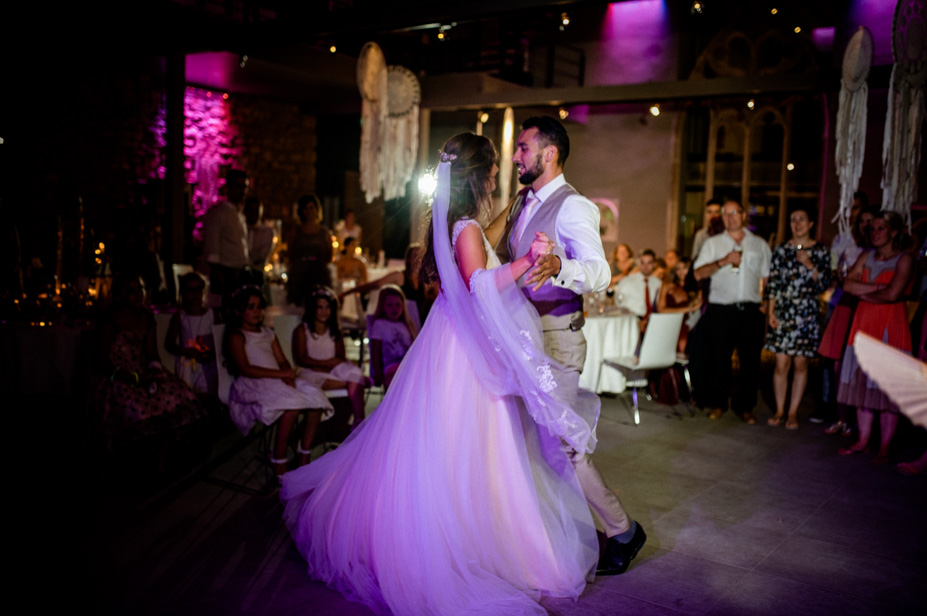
top-left (382, 65), bottom-right (421, 201)
top-left (834, 27), bottom-right (873, 236)
top-left (357, 42), bottom-right (387, 203)
top-left (356, 43), bottom-right (421, 203)
top-left (882, 0), bottom-right (926, 224)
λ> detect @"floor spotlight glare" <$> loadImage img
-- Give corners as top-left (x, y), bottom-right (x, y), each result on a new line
top-left (649, 104), bottom-right (660, 117)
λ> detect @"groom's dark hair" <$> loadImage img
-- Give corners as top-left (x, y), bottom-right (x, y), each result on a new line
top-left (522, 116), bottom-right (570, 167)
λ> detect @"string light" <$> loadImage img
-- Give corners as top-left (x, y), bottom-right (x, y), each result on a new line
top-left (559, 107), bottom-right (569, 120)
top-left (330, 45), bottom-right (337, 54)
top-left (771, 8), bottom-right (778, 15)
top-left (747, 99), bottom-right (755, 110)
top-left (691, 1), bottom-right (703, 14)
top-left (787, 163), bottom-right (795, 171)
top-left (479, 111), bottom-right (489, 123)
top-left (649, 104), bottom-right (661, 117)
top-left (794, 26), bottom-right (801, 34)
top-left (560, 12), bottom-right (570, 31)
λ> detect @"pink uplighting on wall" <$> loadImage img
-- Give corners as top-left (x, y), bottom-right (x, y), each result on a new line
top-left (183, 87), bottom-right (242, 238)
top-left (595, 1), bottom-right (672, 85)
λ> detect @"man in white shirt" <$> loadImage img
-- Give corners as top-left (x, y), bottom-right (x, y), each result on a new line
top-left (489, 116), bottom-right (645, 576)
top-left (202, 169), bottom-right (251, 300)
top-left (616, 249), bottom-right (661, 332)
top-left (694, 200), bottom-right (771, 424)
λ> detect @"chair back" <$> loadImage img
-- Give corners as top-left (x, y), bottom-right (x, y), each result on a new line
top-left (212, 324), bottom-right (234, 405)
top-left (172, 264), bottom-right (195, 301)
top-left (274, 314), bottom-right (303, 366)
top-left (153, 312), bottom-right (176, 374)
top-left (636, 313), bottom-right (684, 370)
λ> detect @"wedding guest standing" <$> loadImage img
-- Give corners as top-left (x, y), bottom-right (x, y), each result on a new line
top-left (287, 194), bottom-right (333, 306)
top-left (837, 211), bottom-right (914, 463)
top-left (764, 206), bottom-right (831, 429)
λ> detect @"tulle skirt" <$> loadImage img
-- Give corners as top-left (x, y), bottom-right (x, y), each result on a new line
top-left (281, 295), bottom-right (598, 616)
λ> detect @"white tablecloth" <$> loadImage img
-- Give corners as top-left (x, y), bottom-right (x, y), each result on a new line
top-left (580, 313), bottom-right (639, 394)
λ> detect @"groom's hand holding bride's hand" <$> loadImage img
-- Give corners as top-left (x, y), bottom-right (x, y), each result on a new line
top-left (527, 232), bottom-right (561, 291)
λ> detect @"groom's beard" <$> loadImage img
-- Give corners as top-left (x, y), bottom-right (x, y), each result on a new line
top-left (518, 153), bottom-right (544, 185)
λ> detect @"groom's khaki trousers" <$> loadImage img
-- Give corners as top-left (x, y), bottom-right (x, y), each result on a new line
top-left (544, 324), bottom-right (632, 538)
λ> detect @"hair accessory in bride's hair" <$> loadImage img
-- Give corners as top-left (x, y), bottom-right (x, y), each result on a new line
top-left (439, 151), bottom-right (457, 163)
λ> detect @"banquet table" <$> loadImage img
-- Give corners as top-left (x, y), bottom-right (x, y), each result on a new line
top-left (579, 311), bottom-right (640, 394)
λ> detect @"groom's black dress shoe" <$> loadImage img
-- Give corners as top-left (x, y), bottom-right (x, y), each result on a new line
top-left (595, 525), bottom-right (646, 576)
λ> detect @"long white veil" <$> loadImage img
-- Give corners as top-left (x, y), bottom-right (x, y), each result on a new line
top-left (431, 159), bottom-right (599, 454)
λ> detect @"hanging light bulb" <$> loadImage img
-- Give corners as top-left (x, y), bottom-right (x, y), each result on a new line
top-left (649, 104), bottom-right (661, 117)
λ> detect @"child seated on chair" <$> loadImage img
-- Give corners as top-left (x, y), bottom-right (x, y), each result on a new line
top-left (166, 272), bottom-right (220, 396)
top-left (369, 284), bottom-right (417, 390)
top-left (224, 286), bottom-right (333, 478)
top-left (293, 287), bottom-right (367, 429)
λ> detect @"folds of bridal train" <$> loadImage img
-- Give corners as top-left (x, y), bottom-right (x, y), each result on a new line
top-left (281, 295), bottom-right (598, 615)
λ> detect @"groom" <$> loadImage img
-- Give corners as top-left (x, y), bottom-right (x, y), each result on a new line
top-left (490, 116), bottom-right (646, 576)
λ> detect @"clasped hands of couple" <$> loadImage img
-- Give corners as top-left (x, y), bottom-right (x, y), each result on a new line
top-left (525, 232), bottom-right (558, 291)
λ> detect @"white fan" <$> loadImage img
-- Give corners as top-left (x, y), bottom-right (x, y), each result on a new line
top-left (854, 332), bottom-right (927, 428)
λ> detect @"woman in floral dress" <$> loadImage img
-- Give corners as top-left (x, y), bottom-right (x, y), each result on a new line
top-left (765, 206), bottom-right (831, 429)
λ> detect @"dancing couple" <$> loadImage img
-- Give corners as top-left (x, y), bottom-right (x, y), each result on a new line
top-left (281, 118), bottom-right (645, 615)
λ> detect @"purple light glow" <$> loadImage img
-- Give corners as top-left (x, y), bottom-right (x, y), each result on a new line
top-left (812, 27), bottom-right (836, 52)
top-left (591, 1), bottom-right (673, 86)
top-left (183, 86), bottom-right (241, 240)
top-left (848, 0), bottom-right (896, 65)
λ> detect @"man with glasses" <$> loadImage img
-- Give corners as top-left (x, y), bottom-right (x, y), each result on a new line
top-left (693, 200), bottom-right (771, 423)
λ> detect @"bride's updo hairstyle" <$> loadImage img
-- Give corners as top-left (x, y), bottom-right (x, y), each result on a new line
top-left (420, 133), bottom-right (498, 284)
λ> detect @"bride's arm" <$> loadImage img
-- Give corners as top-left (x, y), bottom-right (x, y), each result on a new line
top-left (456, 224), bottom-right (550, 291)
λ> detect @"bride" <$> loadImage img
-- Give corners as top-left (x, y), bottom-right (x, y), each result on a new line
top-left (281, 133), bottom-right (600, 616)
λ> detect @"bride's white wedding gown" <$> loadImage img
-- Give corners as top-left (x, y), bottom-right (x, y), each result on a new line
top-left (281, 221), bottom-right (598, 616)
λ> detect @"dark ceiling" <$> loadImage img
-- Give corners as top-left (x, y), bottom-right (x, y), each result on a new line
top-left (16, 0), bottom-right (850, 113)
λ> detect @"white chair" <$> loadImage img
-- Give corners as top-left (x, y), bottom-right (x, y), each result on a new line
top-left (154, 312), bottom-right (176, 374)
top-left (274, 313), bottom-right (350, 400)
top-left (599, 312), bottom-right (684, 425)
top-left (172, 264), bottom-right (195, 301)
top-left (213, 324), bottom-right (233, 405)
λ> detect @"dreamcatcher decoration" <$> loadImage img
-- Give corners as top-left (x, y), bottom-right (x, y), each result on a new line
top-left (882, 0), bottom-right (926, 224)
top-left (381, 65), bottom-right (421, 202)
top-left (833, 27), bottom-right (873, 237)
top-left (357, 42), bottom-right (388, 203)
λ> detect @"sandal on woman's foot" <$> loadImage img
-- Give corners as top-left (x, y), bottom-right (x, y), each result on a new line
top-left (838, 444), bottom-right (868, 456)
top-left (824, 420), bottom-right (846, 435)
top-left (785, 419), bottom-right (799, 430)
top-left (768, 414), bottom-right (783, 427)
top-left (896, 461), bottom-right (926, 476)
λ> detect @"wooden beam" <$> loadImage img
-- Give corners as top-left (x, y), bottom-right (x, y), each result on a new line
top-left (422, 73), bottom-right (822, 111)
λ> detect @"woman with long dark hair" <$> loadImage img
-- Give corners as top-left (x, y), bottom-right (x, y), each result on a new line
top-left (280, 133), bottom-right (599, 615)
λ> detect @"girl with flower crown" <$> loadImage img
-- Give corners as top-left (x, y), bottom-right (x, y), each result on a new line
top-left (280, 133), bottom-right (599, 616)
